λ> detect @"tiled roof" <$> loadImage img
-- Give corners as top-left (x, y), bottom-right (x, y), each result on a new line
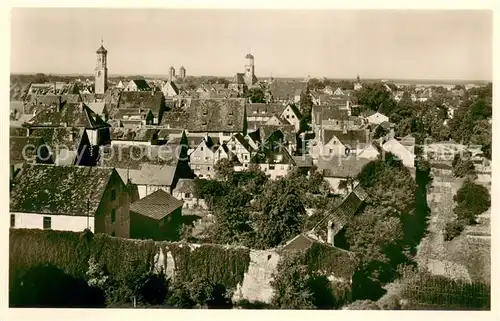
top-left (118, 91), bottom-right (164, 114)
top-left (10, 136), bottom-right (47, 165)
top-left (323, 129), bottom-right (370, 149)
top-left (110, 108), bottom-right (150, 120)
top-left (159, 111), bottom-right (189, 129)
top-left (110, 127), bottom-right (159, 142)
top-left (87, 102), bottom-right (106, 115)
top-left (317, 156), bottom-right (372, 178)
top-left (269, 81), bottom-right (307, 101)
top-left (27, 100), bottom-right (108, 129)
top-left (313, 184), bottom-right (368, 235)
top-left (10, 82), bottom-right (31, 101)
top-left (252, 143), bottom-right (295, 165)
top-left (98, 144), bottom-right (182, 169)
top-left (185, 98), bottom-right (247, 133)
top-left (292, 155), bottom-right (313, 168)
top-left (312, 106), bottom-right (350, 124)
top-left (129, 79), bottom-right (151, 91)
top-left (10, 164), bottom-right (116, 216)
top-left (259, 124), bottom-right (296, 144)
top-left (174, 178), bottom-right (196, 194)
top-left (130, 189), bottom-right (183, 220)
top-left (231, 133), bottom-right (252, 152)
top-left (282, 233), bottom-right (320, 251)
top-left (116, 164), bottom-right (177, 187)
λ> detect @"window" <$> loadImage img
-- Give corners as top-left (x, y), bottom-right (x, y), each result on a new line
top-left (207, 166), bottom-right (211, 171)
top-left (10, 214), bottom-right (15, 228)
top-left (292, 115), bottom-right (295, 119)
top-left (286, 115), bottom-right (290, 119)
top-left (185, 192), bottom-right (191, 198)
top-left (228, 120), bottom-right (233, 126)
top-left (43, 216), bottom-right (51, 230)
top-left (231, 145), bottom-right (236, 151)
top-left (200, 146), bottom-right (204, 151)
top-left (111, 209), bottom-right (116, 223)
top-left (269, 165), bottom-right (275, 170)
top-left (111, 189), bottom-right (116, 201)
top-left (244, 155), bottom-right (248, 160)
top-left (111, 231), bottom-right (115, 237)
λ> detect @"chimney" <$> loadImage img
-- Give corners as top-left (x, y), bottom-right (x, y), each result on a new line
top-left (327, 220), bottom-right (335, 246)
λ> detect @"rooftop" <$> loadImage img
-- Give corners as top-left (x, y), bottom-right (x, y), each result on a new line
top-left (130, 189), bottom-right (184, 220)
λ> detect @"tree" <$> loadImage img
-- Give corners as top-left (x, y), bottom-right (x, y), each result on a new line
top-left (453, 180), bottom-right (490, 224)
top-left (354, 82), bottom-right (396, 114)
top-left (214, 158), bottom-right (235, 182)
top-left (253, 179), bottom-right (307, 248)
top-left (299, 87), bottom-right (314, 121)
top-left (343, 300), bottom-right (381, 310)
top-left (244, 87), bottom-right (266, 103)
top-left (271, 252), bottom-right (339, 309)
top-left (373, 125), bottom-right (388, 139)
top-left (451, 152), bottom-right (476, 179)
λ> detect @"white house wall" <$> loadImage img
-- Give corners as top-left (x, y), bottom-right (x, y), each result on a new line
top-left (11, 212), bottom-right (95, 233)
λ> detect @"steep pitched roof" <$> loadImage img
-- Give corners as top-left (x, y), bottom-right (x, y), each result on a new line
top-left (98, 144), bottom-right (182, 169)
top-left (247, 103), bottom-right (287, 117)
top-left (292, 155), bottom-right (313, 168)
top-left (269, 81), bottom-right (307, 100)
top-left (231, 73), bottom-right (246, 85)
top-left (10, 136), bottom-right (47, 165)
top-left (159, 111), bottom-right (190, 129)
top-left (185, 98), bottom-right (247, 133)
top-left (323, 129), bottom-right (370, 149)
top-left (110, 127), bottom-right (159, 142)
top-left (130, 189), bottom-right (183, 220)
top-left (27, 101), bottom-right (108, 129)
top-left (312, 106), bottom-right (350, 124)
top-left (317, 156), bottom-right (372, 178)
top-left (174, 178), bottom-right (196, 194)
top-left (312, 184), bottom-right (368, 235)
top-left (128, 79), bottom-right (151, 91)
top-left (259, 124), bottom-right (296, 144)
top-left (10, 164), bottom-right (117, 216)
top-left (116, 164), bottom-right (177, 187)
top-left (117, 91), bottom-right (164, 114)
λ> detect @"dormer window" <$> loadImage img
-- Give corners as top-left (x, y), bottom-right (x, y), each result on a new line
top-left (228, 120), bottom-right (233, 126)
top-left (203, 110), bottom-right (208, 116)
top-left (202, 120), bottom-right (207, 125)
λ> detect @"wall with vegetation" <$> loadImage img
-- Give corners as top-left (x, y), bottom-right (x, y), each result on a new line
top-left (10, 229), bottom-right (355, 304)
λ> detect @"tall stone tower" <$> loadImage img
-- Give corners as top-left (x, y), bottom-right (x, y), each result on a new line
top-left (95, 39), bottom-right (108, 94)
top-left (244, 53), bottom-right (255, 87)
top-left (179, 66), bottom-right (186, 79)
top-left (169, 66), bottom-right (176, 82)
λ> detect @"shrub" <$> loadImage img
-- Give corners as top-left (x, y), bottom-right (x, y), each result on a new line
top-left (10, 263), bottom-right (105, 308)
top-left (444, 220), bottom-right (465, 241)
top-left (343, 299), bottom-right (381, 310)
top-left (453, 180), bottom-right (490, 223)
top-left (135, 271), bottom-right (169, 305)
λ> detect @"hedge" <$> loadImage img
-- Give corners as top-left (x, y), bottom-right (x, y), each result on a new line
top-left (9, 229), bottom-right (251, 294)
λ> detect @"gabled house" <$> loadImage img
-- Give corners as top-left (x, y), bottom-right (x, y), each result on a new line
top-left (317, 156), bottom-right (372, 194)
top-left (184, 98), bottom-right (248, 142)
top-left (226, 133), bottom-right (253, 166)
top-left (246, 103), bottom-right (287, 125)
top-left (161, 81), bottom-right (180, 97)
top-left (382, 138), bottom-right (415, 168)
top-left (124, 79), bottom-right (152, 92)
top-left (250, 138), bottom-right (296, 180)
top-left (188, 136), bottom-right (227, 178)
top-left (322, 86), bottom-right (334, 95)
top-left (116, 91), bottom-right (166, 125)
top-left (317, 128), bottom-right (370, 158)
top-left (98, 144), bottom-right (193, 198)
top-left (363, 110), bottom-right (389, 125)
top-left (172, 178), bottom-right (208, 210)
top-left (333, 87), bottom-right (345, 96)
top-left (129, 189), bottom-right (184, 241)
top-left (10, 164), bottom-right (131, 237)
top-left (356, 143), bottom-right (381, 160)
top-left (268, 81), bottom-right (307, 103)
top-left (279, 104), bottom-right (302, 132)
top-left (245, 128), bottom-right (261, 150)
top-left (259, 124), bottom-right (297, 155)
top-left (18, 127), bottom-right (96, 166)
top-left (25, 97), bottom-right (111, 147)
top-left (311, 184), bottom-right (368, 246)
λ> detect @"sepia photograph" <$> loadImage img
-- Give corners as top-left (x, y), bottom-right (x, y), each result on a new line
top-left (7, 6), bottom-right (493, 313)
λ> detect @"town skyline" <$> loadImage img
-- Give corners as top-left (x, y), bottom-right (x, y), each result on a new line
top-left (11, 9), bottom-right (492, 81)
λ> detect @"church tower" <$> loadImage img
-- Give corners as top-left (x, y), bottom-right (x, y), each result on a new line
top-left (95, 39), bottom-right (108, 94)
top-left (244, 53), bottom-right (255, 87)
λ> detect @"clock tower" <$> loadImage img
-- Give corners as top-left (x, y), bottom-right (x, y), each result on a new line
top-left (95, 39), bottom-right (108, 94)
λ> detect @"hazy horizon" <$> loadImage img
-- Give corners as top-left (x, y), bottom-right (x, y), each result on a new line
top-left (11, 9), bottom-right (493, 81)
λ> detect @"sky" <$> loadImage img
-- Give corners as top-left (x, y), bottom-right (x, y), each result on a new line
top-left (10, 8), bottom-right (493, 80)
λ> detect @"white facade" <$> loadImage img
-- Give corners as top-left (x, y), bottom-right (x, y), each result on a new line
top-left (259, 163), bottom-right (292, 180)
top-left (110, 140), bottom-right (152, 147)
top-left (357, 144), bottom-right (380, 160)
top-left (382, 138), bottom-right (415, 168)
top-left (11, 212), bottom-right (95, 232)
top-left (366, 112), bottom-right (389, 125)
top-left (137, 185), bottom-right (170, 199)
top-left (280, 105), bottom-right (301, 131)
